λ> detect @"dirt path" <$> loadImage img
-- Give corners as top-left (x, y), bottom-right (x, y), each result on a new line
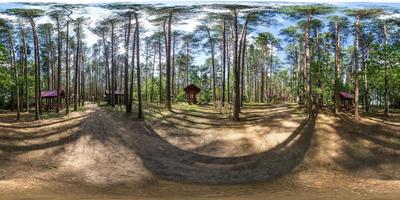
top-left (0, 103), bottom-right (399, 199)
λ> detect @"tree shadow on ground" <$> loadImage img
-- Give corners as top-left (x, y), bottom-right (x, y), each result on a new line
top-left (0, 113), bottom-right (95, 153)
top-left (116, 113), bottom-right (317, 184)
top-left (331, 114), bottom-right (400, 180)
top-left (0, 113), bottom-right (93, 129)
top-left (151, 104), bottom-right (300, 131)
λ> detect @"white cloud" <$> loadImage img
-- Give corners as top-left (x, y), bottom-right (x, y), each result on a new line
top-left (380, 13), bottom-right (400, 20)
top-left (3, 0), bottom-right (400, 3)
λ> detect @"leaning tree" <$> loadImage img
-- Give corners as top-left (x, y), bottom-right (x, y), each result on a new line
top-left (328, 16), bottom-right (350, 113)
top-left (8, 8), bottom-right (44, 120)
top-left (346, 8), bottom-right (383, 120)
top-left (283, 4), bottom-right (333, 118)
top-left (49, 8), bottom-right (68, 113)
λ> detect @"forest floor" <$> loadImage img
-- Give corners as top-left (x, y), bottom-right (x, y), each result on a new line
top-left (0, 102), bottom-right (399, 199)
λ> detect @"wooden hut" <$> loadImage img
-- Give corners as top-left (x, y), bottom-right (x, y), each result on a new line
top-left (40, 90), bottom-right (66, 110)
top-left (184, 84), bottom-right (201, 104)
top-left (339, 92), bottom-right (354, 110)
top-left (105, 90), bottom-right (124, 105)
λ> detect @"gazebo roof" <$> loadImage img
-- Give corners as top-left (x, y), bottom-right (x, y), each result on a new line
top-left (105, 90), bottom-right (124, 95)
top-left (41, 90), bottom-right (65, 98)
top-left (184, 84), bottom-right (201, 94)
top-left (339, 92), bottom-right (354, 99)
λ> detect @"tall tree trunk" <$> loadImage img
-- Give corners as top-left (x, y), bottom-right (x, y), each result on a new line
top-left (232, 9), bottom-right (240, 121)
top-left (354, 15), bottom-right (361, 120)
top-left (29, 18), bottom-right (40, 120)
top-left (363, 45), bottom-right (369, 113)
top-left (305, 13), bottom-right (312, 117)
top-left (158, 34), bottom-right (162, 102)
top-left (134, 13), bottom-right (143, 118)
top-left (207, 28), bottom-right (217, 108)
top-left (172, 33), bottom-right (176, 99)
top-left (151, 45), bottom-right (155, 103)
top-left (220, 19), bottom-right (226, 107)
top-left (185, 43), bottom-right (189, 87)
top-left (315, 27), bottom-right (322, 108)
top-left (46, 29), bottom-right (51, 92)
top-left (7, 29), bottom-right (20, 120)
top-left (145, 41), bottom-right (149, 102)
top-left (261, 61), bottom-right (265, 102)
top-left (111, 22), bottom-right (116, 107)
top-left (240, 29), bottom-right (247, 107)
top-left (334, 21), bottom-right (341, 113)
top-left (55, 18), bottom-right (61, 113)
top-left (125, 14), bottom-right (132, 113)
top-left (227, 38), bottom-right (231, 103)
top-left (237, 17), bottom-right (248, 109)
top-left (20, 24), bottom-right (29, 112)
top-left (102, 33), bottom-right (111, 100)
top-left (130, 27), bottom-right (136, 114)
top-left (383, 22), bottom-right (389, 119)
top-left (295, 45), bottom-right (300, 104)
top-left (269, 42), bottom-right (273, 102)
top-left (74, 21), bottom-right (80, 111)
top-left (165, 14), bottom-right (172, 111)
top-left (81, 48), bottom-right (85, 107)
top-left (65, 19), bottom-right (70, 114)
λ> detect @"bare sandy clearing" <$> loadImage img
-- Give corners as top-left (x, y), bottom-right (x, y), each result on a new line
top-left (0, 103), bottom-right (399, 199)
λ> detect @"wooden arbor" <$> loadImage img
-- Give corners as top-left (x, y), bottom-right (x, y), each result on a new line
top-left (105, 90), bottom-right (124, 105)
top-left (339, 92), bottom-right (354, 110)
top-left (184, 84), bottom-right (201, 104)
top-left (40, 90), bottom-right (66, 110)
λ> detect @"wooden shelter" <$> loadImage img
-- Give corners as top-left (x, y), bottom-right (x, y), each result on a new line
top-left (105, 90), bottom-right (124, 105)
top-left (40, 90), bottom-right (66, 110)
top-left (184, 84), bottom-right (201, 104)
top-left (339, 92), bottom-right (354, 110)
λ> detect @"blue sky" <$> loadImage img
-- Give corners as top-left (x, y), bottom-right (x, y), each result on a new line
top-left (1, 1), bottom-right (400, 67)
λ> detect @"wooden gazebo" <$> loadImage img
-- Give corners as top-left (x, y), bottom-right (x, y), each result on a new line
top-left (184, 84), bottom-right (201, 104)
top-left (339, 92), bottom-right (354, 110)
top-left (105, 90), bottom-right (124, 105)
top-left (40, 90), bottom-right (66, 110)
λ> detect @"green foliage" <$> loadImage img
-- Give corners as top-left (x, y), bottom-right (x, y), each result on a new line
top-left (7, 8), bottom-right (44, 19)
top-left (199, 91), bottom-right (211, 104)
top-left (345, 8), bottom-right (384, 19)
top-left (175, 91), bottom-right (186, 102)
top-left (0, 44), bottom-right (7, 64)
top-left (282, 4), bottom-right (334, 18)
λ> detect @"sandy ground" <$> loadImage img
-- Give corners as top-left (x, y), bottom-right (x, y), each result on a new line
top-left (0, 103), bottom-right (399, 199)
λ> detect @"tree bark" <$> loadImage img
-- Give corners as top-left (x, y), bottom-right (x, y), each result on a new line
top-left (305, 13), bottom-right (312, 117)
top-left (7, 29), bottom-right (20, 120)
top-left (383, 22), bottom-right (389, 119)
top-left (130, 27), bottom-right (136, 114)
top-left (172, 33), bottom-right (176, 99)
top-left (125, 14), bottom-right (132, 113)
top-left (56, 18), bottom-right (61, 113)
top-left (110, 22), bottom-right (116, 107)
top-left (74, 20), bottom-right (81, 111)
top-left (29, 18), bottom-right (40, 120)
top-left (134, 13), bottom-right (143, 118)
top-left (220, 19), bottom-right (226, 107)
top-left (158, 32), bottom-right (162, 102)
top-left (19, 24), bottom-right (29, 112)
top-left (65, 19), bottom-right (70, 114)
top-left (151, 45), bottom-right (155, 102)
top-left (185, 42), bottom-right (189, 87)
top-left (206, 28), bottom-right (217, 108)
top-left (354, 15), bottom-right (361, 121)
top-left (334, 21), bottom-right (341, 113)
top-left (165, 13), bottom-right (172, 111)
top-left (232, 9), bottom-right (240, 121)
